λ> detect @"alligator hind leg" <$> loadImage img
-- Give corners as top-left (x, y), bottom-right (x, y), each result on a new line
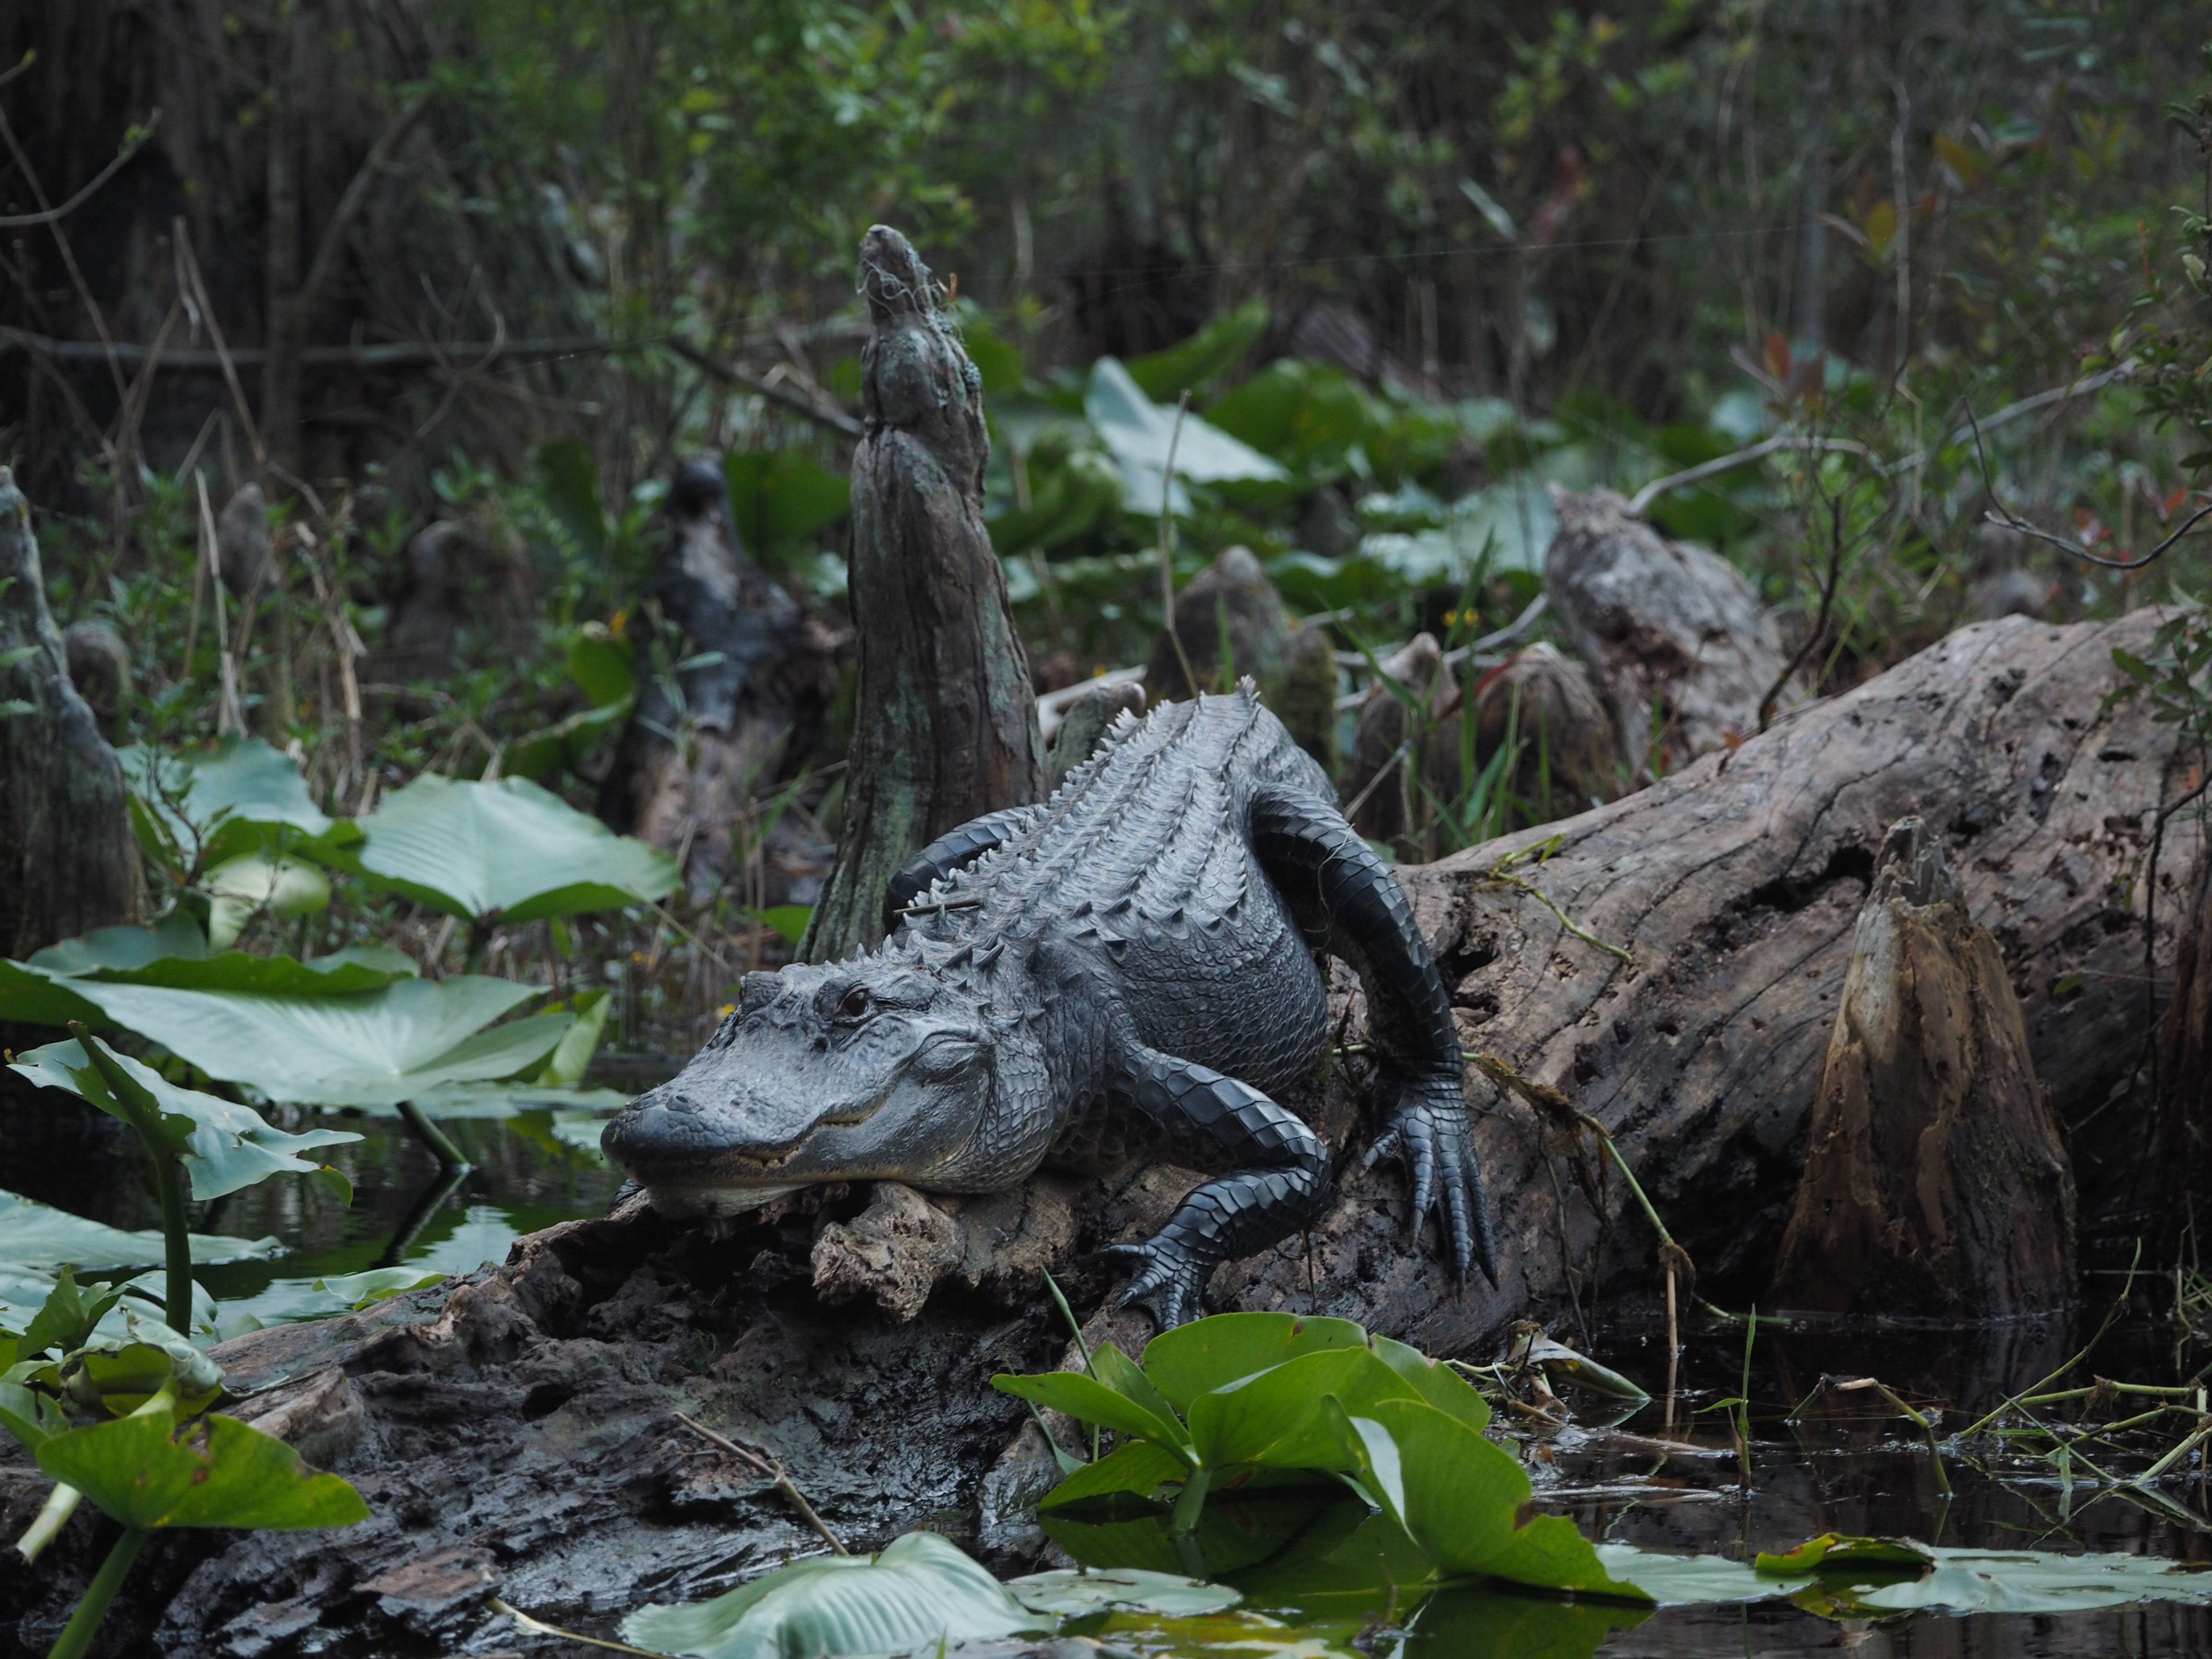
top-left (882, 806), bottom-right (1042, 931)
top-left (1105, 1043), bottom-right (1328, 1328)
top-left (1249, 785), bottom-right (1499, 1288)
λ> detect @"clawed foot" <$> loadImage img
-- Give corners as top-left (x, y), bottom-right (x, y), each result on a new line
top-left (1365, 1088), bottom-right (1499, 1289)
top-left (1103, 1236), bottom-right (1213, 1329)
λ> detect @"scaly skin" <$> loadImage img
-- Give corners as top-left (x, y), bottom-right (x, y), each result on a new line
top-left (603, 684), bottom-right (1498, 1325)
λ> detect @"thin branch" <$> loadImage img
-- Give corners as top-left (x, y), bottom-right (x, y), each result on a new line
top-left (1759, 489), bottom-right (1848, 729)
top-left (172, 220), bottom-right (267, 465)
top-left (0, 325), bottom-right (627, 371)
top-left (0, 108), bottom-right (162, 228)
top-left (293, 92), bottom-right (432, 325)
top-left (1970, 406), bottom-right (2212, 572)
top-left (1627, 433), bottom-right (1870, 516)
top-left (670, 337), bottom-right (863, 438)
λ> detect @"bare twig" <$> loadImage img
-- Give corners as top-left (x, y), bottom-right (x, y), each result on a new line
top-left (173, 220), bottom-right (267, 465)
top-left (1, 325), bottom-right (625, 372)
top-left (670, 337), bottom-right (863, 438)
top-left (1627, 433), bottom-right (1870, 516)
top-left (295, 92), bottom-right (432, 327)
top-left (0, 108), bottom-right (162, 228)
top-left (195, 473), bottom-right (242, 734)
top-left (0, 96), bottom-right (129, 406)
top-left (1759, 487), bottom-right (1849, 729)
top-left (1970, 406), bottom-right (2212, 572)
top-left (672, 1412), bottom-right (848, 1554)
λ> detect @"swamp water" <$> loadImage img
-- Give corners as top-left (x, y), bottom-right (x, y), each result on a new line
top-left (6, 1094), bottom-right (2211, 1658)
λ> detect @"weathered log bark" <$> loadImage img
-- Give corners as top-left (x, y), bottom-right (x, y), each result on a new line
top-left (805, 228), bottom-right (1045, 960)
top-left (1469, 641), bottom-right (1618, 823)
top-left (0, 467), bottom-right (142, 959)
top-left (1766, 817), bottom-right (2076, 1318)
top-left (4, 612), bottom-right (2195, 1656)
top-left (1546, 485), bottom-right (1803, 779)
top-left (599, 460), bottom-right (838, 897)
top-left (1046, 680), bottom-right (1146, 789)
top-left (2156, 837), bottom-right (2212, 1252)
top-left (1146, 544), bottom-right (1337, 774)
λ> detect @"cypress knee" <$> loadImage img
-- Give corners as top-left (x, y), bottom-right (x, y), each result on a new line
top-left (805, 227), bottom-right (1044, 961)
top-left (1768, 816), bottom-right (2075, 1318)
top-left (0, 467), bottom-right (142, 959)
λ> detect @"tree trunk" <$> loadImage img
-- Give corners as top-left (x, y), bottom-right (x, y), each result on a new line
top-left (803, 226), bottom-right (1044, 962)
top-left (0, 467), bottom-right (142, 960)
top-left (1766, 817), bottom-right (2076, 1318)
top-left (9, 609), bottom-right (2195, 1656)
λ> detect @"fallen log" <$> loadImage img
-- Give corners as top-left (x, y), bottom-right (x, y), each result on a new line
top-left (3, 610), bottom-right (2196, 1655)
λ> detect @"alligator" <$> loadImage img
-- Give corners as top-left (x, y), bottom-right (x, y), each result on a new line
top-left (602, 685), bottom-right (1497, 1325)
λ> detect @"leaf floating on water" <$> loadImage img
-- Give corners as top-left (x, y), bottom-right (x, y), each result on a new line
top-left (621, 1530), bottom-right (1046, 1659)
top-left (1008, 1566), bottom-right (1240, 1618)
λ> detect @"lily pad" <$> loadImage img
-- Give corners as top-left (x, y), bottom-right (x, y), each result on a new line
top-left (336, 774), bottom-right (679, 922)
top-left (1010, 1567), bottom-right (1240, 1618)
top-left (0, 1190), bottom-right (277, 1274)
top-left (11, 1039), bottom-right (360, 1200)
top-left (621, 1529), bottom-right (1046, 1659)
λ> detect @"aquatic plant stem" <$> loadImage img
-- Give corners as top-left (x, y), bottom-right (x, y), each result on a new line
top-left (14, 1482), bottom-right (81, 1564)
top-left (394, 1099), bottom-right (470, 1172)
top-left (491, 1599), bottom-right (668, 1658)
top-left (44, 1525), bottom-right (147, 1659)
top-left (69, 1025), bottom-right (193, 1330)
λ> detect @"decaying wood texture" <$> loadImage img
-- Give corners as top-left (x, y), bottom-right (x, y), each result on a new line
top-left (1469, 641), bottom-right (1618, 821)
top-left (1767, 817), bottom-right (2076, 1318)
top-left (1145, 544), bottom-right (1336, 773)
top-left (805, 226), bottom-right (1044, 961)
top-left (600, 460), bottom-right (837, 895)
top-left (6, 609), bottom-right (2198, 1657)
top-left (1546, 485), bottom-right (1802, 778)
top-left (2155, 842), bottom-right (2212, 1251)
top-left (1345, 632), bottom-right (1462, 859)
top-left (0, 467), bottom-right (141, 960)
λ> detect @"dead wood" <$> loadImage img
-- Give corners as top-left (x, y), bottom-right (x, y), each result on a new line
top-left (805, 227), bottom-right (1044, 960)
top-left (0, 467), bottom-right (141, 959)
top-left (1470, 641), bottom-right (1618, 821)
top-left (1145, 544), bottom-right (1336, 774)
top-left (1046, 680), bottom-right (1146, 790)
top-left (599, 460), bottom-right (837, 899)
top-left (2156, 839), bottom-right (2212, 1253)
top-left (1344, 632), bottom-right (1462, 859)
top-left (1546, 485), bottom-right (1803, 779)
top-left (3, 611), bottom-right (2199, 1656)
top-left (1767, 817), bottom-right (2076, 1318)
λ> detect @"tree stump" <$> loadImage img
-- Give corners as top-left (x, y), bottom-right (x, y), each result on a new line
top-left (1545, 486), bottom-right (1801, 780)
top-left (1767, 817), bottom-right (2076, 1318)
top-left (0, 467), bottom-right (141, 960)
top-left (1469, 641), bottom-right (1618, 824)
top-left (804, 227), bottom-right (1044, 961)
top-left (1145, 544), bottom-right (1336, 775)
top-left (1344, 632), bottom-right (1462, 860)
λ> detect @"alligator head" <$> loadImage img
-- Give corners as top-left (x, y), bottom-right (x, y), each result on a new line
top-left (600, 953), bottom-right (1007, 1217)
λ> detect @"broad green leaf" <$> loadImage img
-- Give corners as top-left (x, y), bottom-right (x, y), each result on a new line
top-left (725, 451), bottom-right (853, 563)
top-left (1008, 1567), bottom-right (1238, 1619)
top-left (312, 1266), bottom-right (448, 1310)
top-left (1370, 1335), bottom-right (1491, 1431)
top-left (1595, 1544), bottom-right (1813, 1605)
top-left (1362, 1398), bottom-right (1647, 1598)
top-left (1124, 298), bottom-right (1270, 401)
top-left (1224, 1504), bottom-right (1440, 1618)
top-left (1756, 1534), bottom-right (1931, 1575)
top-left (566, 622), bottom-right (636, 707)
top-left (0, 957), bottom-right (106, 1026)
top-left (1321, 1399), bottom-right (1406, 1521)
top-left (1085, 357), bottom-right (1287, 516)
top-left (70, 1325), bottom-right (222, 1415)
top-left (20, 939), bottom-right (405, 997)
top-left (17, 1268), bottom-right (127, 1360)
top-left (0, 1380), bottom-right (67, 1450)
top-left (1141, 1313), bottom-right (1369, 1412)
top-left (993, 1370), bottom-right (1193, 1452)
top-left (50, 975), bottom-right (564, 1107)
top-left (0, 1189), bottom-right (276, 1273)
top-left (204, 852), bottom-right (331, 950)
top-left (37, 1405), bottom-right (370, 1530)
top-left (1839, 1546), bottom-right (2212, 1615)
top-left (1186, 1348), bottom-right (1419, 1471)
top-left (536, 437), bottom-right (607, 561)
top-left (1037, 1440), bottom-right (1190, 1512)
top-left (336, 774), bottom-right (678, 922)
top-left (2112, 647), bottom-right (2158, 684)
top-left (745, 904), bottom-right (814, 946)
top-left (534, 988), bottom-right (610, 1086)
top-left (119, 737), bottom-right (341, 866)
top-left (27, 913), bottom-right (206, 974)
top-left (621, 1530), bottom-right (1044, 1659)
top-left (12, 1039), bottom-right (361, 1200)
top-left (1090, 1341), bottom-right (1189, 1446)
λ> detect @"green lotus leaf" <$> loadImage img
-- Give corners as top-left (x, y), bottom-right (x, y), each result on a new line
top-left (0, 1190), bottom-right (276, 1274)
top-left (1141, 1312), bottom-right (1369, 1413)
top-left (119, 737), bottom-right (345, 866)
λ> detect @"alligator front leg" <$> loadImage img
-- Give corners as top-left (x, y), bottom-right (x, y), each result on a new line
top-left (1104, 1044), bottom-right (1329, 1328)
top-left (882, 806), bottom-right (1043, 930)
top-left (1250, 785), bottom-right (1499, 1288)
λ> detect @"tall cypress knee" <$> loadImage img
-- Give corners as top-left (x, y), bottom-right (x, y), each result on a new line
top-left (0, 468), bottom-right (142, 959)
top-left (805, 227), bottom-right (1044, 961)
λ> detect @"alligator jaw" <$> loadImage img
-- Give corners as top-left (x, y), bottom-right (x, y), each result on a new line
top-left (639, 1180), bottom-right (805, 1220)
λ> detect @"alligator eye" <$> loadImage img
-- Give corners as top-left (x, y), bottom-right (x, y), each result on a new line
top-left (834, 986), bottom-right (872, 1022)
